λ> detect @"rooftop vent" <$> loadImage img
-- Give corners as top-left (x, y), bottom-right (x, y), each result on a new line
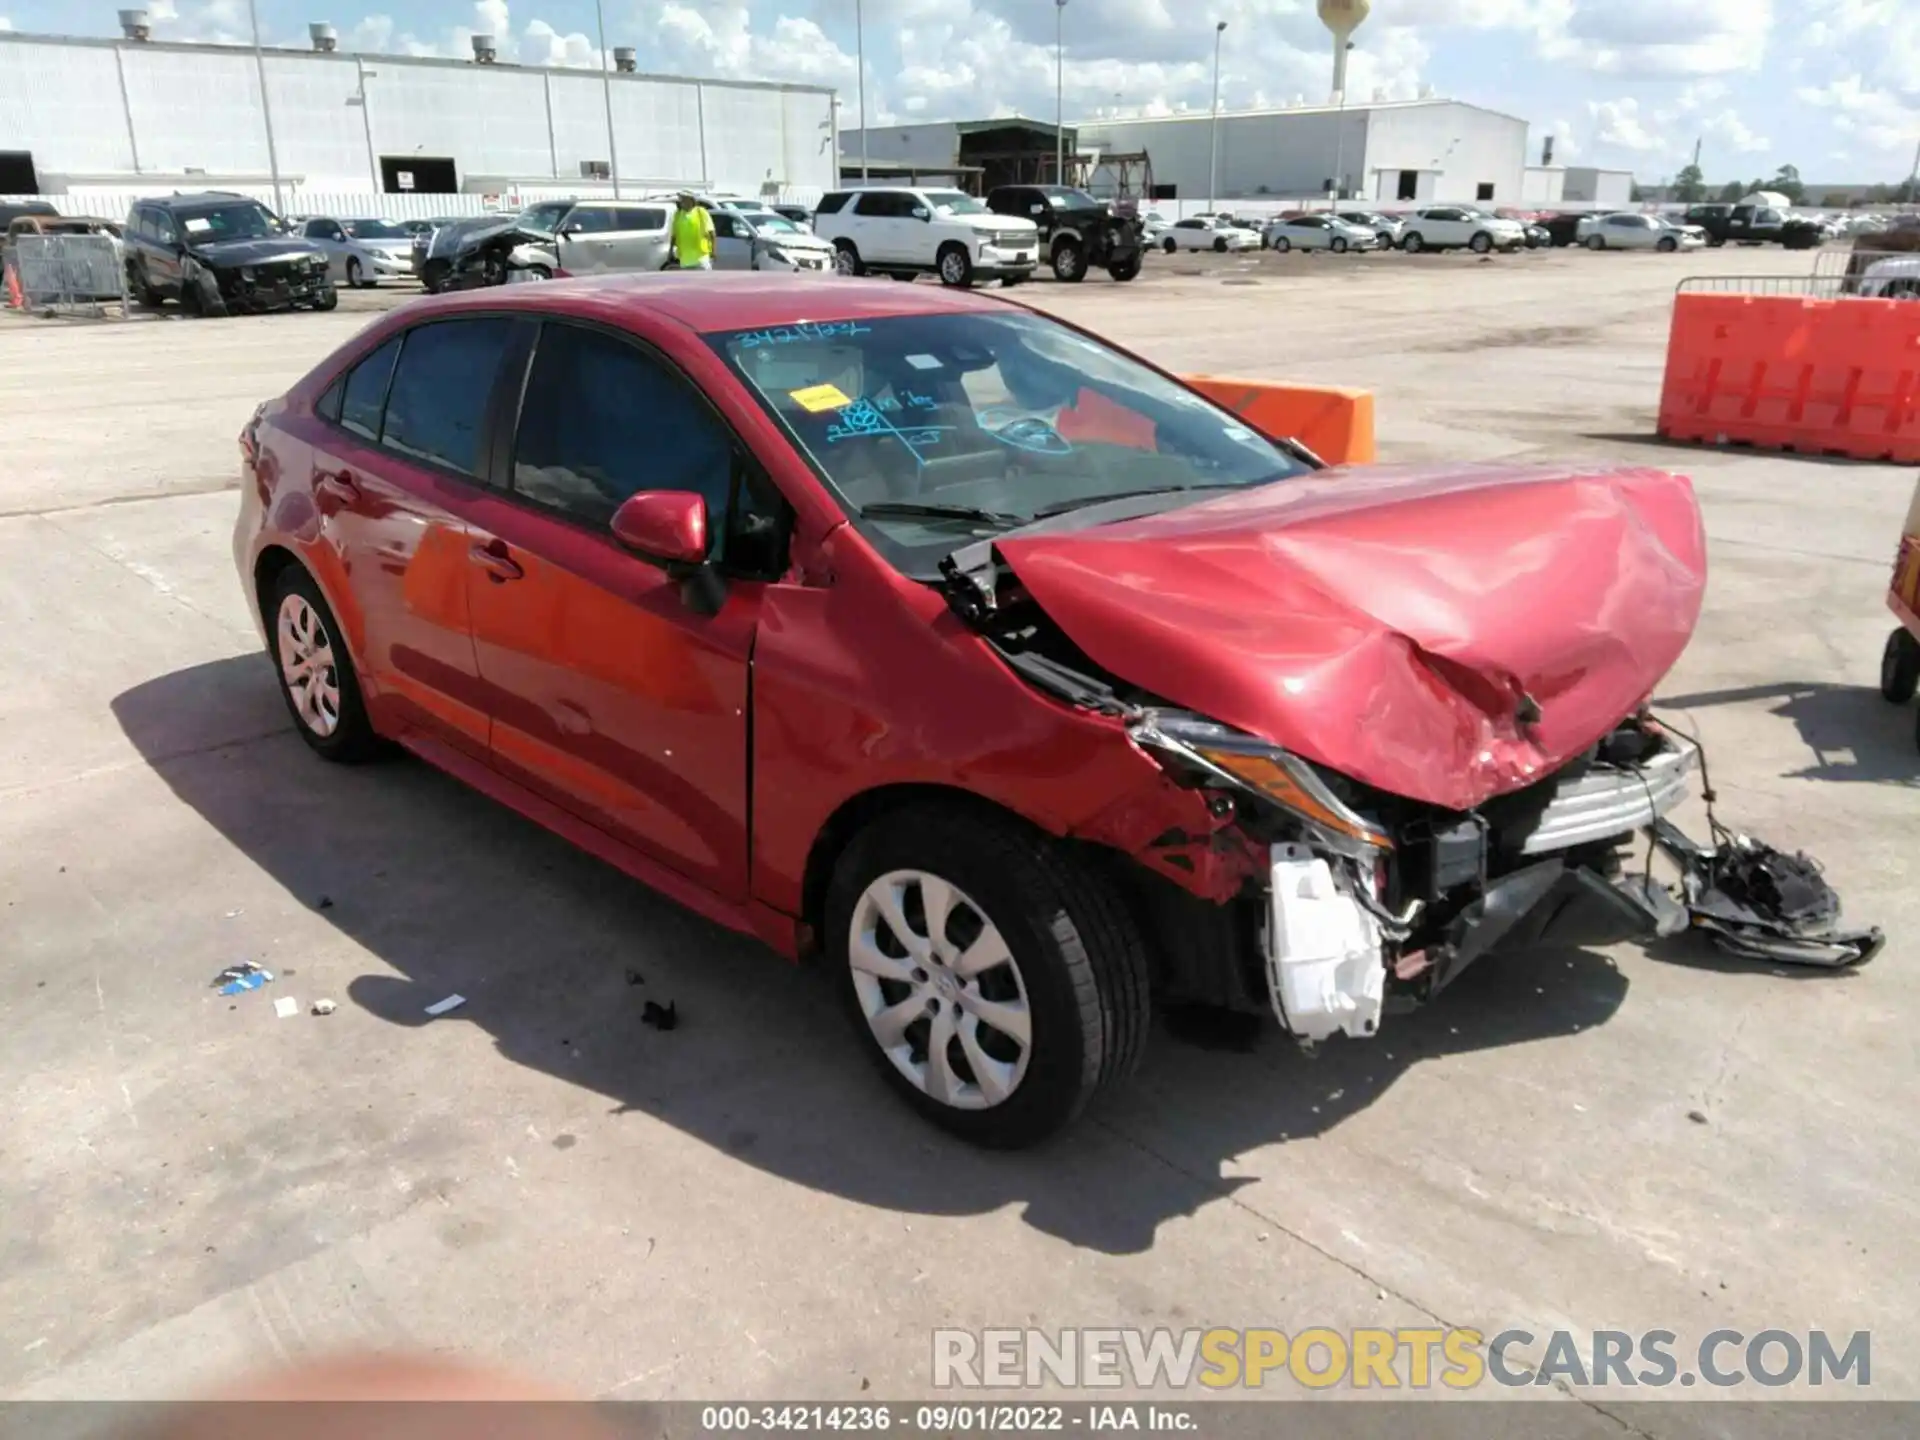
top-left (612, 46), bottom-right (637, 72)
top-left (118, 8), bottom-right (151, 41)
top-left (471, 33), bottom-right (498, 64)
top-left (310, 22), bottom-right (337, 51)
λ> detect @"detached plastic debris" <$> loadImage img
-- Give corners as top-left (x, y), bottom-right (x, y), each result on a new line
top-left (273, 996), bottom-right (300, 1020)
top-left (312, 999), bottom-right (337, 1016)
top-left (641, 999), bottom-right (678, 1032)
top-left (1652, 821), bottom-right (1884, 968)
top-left (424, 994), bottom-right (467, 1017)
top-left (212, 961), bottom-right (273, 995)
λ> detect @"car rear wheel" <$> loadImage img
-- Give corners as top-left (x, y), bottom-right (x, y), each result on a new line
top-left (1469, 232), bottom-right (1493, 254)
top-left (1401, 231), bottom-right (1424, 253)
top-left (833, 240), bottom-right (864, 277)
top-left (1882, 627), bottom-right (1920, 704)
top-left (420, 258), bottom-right (451, 293)
top-left (1051, 237), bottom-right (1086, 282)
top-left (270, 565), bottom-right (380, 762)
top-left (937, 244), bottom-right (974, 288)
top-left (827, 806), bottom-right (1150, 1148)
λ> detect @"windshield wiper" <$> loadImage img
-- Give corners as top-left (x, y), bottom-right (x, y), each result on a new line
top-left (860, 501), bottom-right (1027, 527)
top-left (1033, 484), bottom-right (1236, 519)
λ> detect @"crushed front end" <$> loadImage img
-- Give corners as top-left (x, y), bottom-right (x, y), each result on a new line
top-left (207, 252), bottom-right (333, 312)
top-left (1129, 710), bottom-right (1883, 1044)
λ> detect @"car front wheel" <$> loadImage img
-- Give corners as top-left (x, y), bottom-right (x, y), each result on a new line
top-left (1331, 236), bottom-right (1348, 253)
top-left (1586, 234), bottom-right (1606, 251)
top-left (1213, 236), bottom-right (1228, 253)
top-left (345, 257), bottom-right (366, 288)
top-left (937, 244), bottom-right (974, 287)
top-left (1469, 232), bottom-right (1493, 254)
top-left (1656, 235), bottom-right (1678, 253)
top-left (1163, 237), bottom-right (1178, 254)
top-left (1051, 237), bottom-right (1086, 282)
top-left (1401, 231), bottom-right (1424, 252)
top-left (1106, 255), bottom-right (1141, 282)
top-left (1273, 236), bottom-right (1291, 253)
top-left (833, 240), bottom-right (864, 277)
top-left (827, 807), bottom-right (1151, 1148)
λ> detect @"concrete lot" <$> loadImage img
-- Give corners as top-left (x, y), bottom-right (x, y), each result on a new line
top-left (2, 246), bottom-right (1915, 1422)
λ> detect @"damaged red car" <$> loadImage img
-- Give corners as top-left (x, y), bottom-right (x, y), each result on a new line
top-left (233, 274), bottom-right (1877, 1148)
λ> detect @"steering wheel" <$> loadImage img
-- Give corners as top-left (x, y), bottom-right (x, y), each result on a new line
top-left (985, 414), bottom-right (1072, 456)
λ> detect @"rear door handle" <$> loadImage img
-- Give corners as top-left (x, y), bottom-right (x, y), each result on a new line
top-left (469, 540), bottom-right (524, 583)
top-left (316, 468), bottom-right (360, 501)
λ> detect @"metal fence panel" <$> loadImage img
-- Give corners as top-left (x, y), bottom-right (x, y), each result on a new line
top-left (13, 233), bottom-right (130, 313)
top-left (1674, 274), bottom-right (1856, 298)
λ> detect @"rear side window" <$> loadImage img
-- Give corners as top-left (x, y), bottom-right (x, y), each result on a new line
top-left (614, 205), bottom-right (666, 230)
top-left (337, 335), bottom-right (401, 440)
top-left (815, 192), bottom-right (850, 215)
top-left (512, 322), bottom-right (733, 532)
top-left (380, 318), bottom-right (515, 476)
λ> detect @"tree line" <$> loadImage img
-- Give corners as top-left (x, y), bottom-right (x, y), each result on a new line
top-left (1641, 162), bottom-right (1917, 208)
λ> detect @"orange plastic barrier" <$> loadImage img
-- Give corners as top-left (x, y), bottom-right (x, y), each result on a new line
top-left (1182, 375), bottom-right (1378, 466)
top-left (1657, 292), bottom-right (1920, 464)
top-left (3, 260), bottom-right (21, 310)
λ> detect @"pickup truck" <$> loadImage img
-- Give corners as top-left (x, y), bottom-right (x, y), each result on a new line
top-left (1681, 203), bottom-right (1824, 250)
top-left (984, 184), bottom-right (1143, 283)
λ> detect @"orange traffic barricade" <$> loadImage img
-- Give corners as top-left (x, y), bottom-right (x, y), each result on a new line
top-left (1181, 375), bottom-right (1377, 465)
top-left (1658, 289), bottom-right (1920, 464)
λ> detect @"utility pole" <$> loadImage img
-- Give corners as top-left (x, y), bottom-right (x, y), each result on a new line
top-left (1209, 20), bottom-right (1227, 211)
top-left (857, 0), bottom-right (868, 181)
top-left (246, 0), bottom-right (285, 217)
top-left (1907, 135), bottom-right (1920, 206)
top-left (595, 0), bottom-right (620, 197)
top-left (1055, 0), bottom-right (1069, 184)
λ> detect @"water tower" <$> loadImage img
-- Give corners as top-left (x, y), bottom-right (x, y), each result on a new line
top-left (1318, 0), bottom-right (1370, 102)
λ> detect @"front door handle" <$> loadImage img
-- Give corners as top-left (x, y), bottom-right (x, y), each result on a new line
top-left (469, 539), bottom-right (524, 583)
top-left (316, 468), bottom-right (360, 502)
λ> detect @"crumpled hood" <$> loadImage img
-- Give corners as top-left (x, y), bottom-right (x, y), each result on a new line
top-left (189, 237), bottom-right (323, 266)
top-left (994, 462), bottom-right (1707, 811)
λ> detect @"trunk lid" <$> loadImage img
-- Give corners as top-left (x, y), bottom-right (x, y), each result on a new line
top-left (993, 462), bottom-right (1707, 811)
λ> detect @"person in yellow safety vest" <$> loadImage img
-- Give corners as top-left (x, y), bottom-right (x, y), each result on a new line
top-left (671, 191), bottom-right (716, 270)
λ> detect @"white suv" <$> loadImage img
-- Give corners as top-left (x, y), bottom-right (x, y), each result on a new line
top-left (1397, 206), bottom-right (1527, 254)
top-left (812, 187), bottom-right (1040, 287)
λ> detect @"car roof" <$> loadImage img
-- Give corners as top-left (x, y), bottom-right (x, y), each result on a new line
top-left (407, 271), bottom-right (1012, 336)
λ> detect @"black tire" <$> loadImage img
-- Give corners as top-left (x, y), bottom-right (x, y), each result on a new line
top-left (826, 806), bottom-right (1151, 1148)
top-left (833, 239), bottom-right (864, 277)
top-left (1273, 236), bottom-right (1291, 253)
top-left (1106, 255), bottom-right (1141, 282)
top-left (268, 564), bottom-right (381, 763)
top-left (310, 284), bottom-right (339, 311)
top-left (889, 271), bottom-right (916, 282)
top-left (1051, 237), bottom-right (1086, 282)
top-left (1469, 232), bottom-right (1493, 254)
top-left (1330, 236), bottom-right (1348, 253)
top-left (1708, 235), bottom-right (1726, 248)
top-left (936, 243), bottom-right (974, 288)
top-left (1586, 234), bottom-right (1606, 251)
top-left (1162, 237), bottom-right (1178, 254)
top-left (345, 257), bottom-right (366, 288)
top-left (1402, 231), bottom-right (1424, 253)
top-left (420, 258), bottom-right (451, 293)
top-left (1656, 236), bottom-right (1678, 253)
top-left (1212, 236), bottom-right (1228, 253)
top-left (128, 259), bottom-right (164, 308)
top-left (183, 265), bottom-right (227, 318)
top-left (1881, 627), bottom-right (1920, 704)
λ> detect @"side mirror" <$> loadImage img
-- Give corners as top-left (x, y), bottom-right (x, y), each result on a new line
top-left (1029, 204), bottom-right (1044, 214)
top-left (911, 207), bottom-right (930, 221)
top-left (611, 490), bottom-right (709, 566)
top-left (559, 223), bottom-right (583, 237)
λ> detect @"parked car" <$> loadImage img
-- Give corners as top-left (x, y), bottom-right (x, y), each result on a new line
top-left (232, 272), bottom-right (1870, 1145)
top-left (1398, 206), bottom-right (1527, 254)
top-left (123, 192), bottom-right (335, 315)
top-left (407, 215), bottom-right (471, 275)
top-left (1260, 213), bottom-right (1377, 253)
top-left (1681, 202), bottom-right (1824, 249)
top-left (985, 183), bottom-right (1144, 282)
top-left (3, 214), bottom-right (125, 302)
top-left (298, 215), bottom-right (417, 288)
top-left (1337, 210), bottom-right (1403, 247)
top-left (0, 198), bottom-right (59, 233)
top-left (812, 187), bottom-right (1040, 286)
top-left (1535, 212), bottom-right (1588, 248)
top-left (1138, 209), bottom-right (1176, 243)
top-left (772, 203), bottom-right (816, 229)
top-left (1578, 212), bottom-right (1706, 252)
top-left (1160, 216), bottom-right (1260, 253)
top-left (423, 201), bottom-right (672, 291)
top-left (421, 215), bottom-right (558, 291)
top-left (707, 208), bottom-right (836, 272)
top-left (1856, 253), bottom-right (1920, 299)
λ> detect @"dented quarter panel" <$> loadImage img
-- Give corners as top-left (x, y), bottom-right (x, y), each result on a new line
top-left (993, 462), bottom-right (1708, 811)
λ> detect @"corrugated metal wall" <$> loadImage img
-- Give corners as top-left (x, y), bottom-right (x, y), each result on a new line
top-left (1, 34), bottom-right (835, 198)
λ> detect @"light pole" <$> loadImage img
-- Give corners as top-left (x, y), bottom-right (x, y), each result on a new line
top-left (1329, 41), bottom-right (1351, 211)
top-left (857, 0), bottom-right (868, 181)
top-left (594, 0), bottom-right (621, 197)
top-left (246, 0), bottom-right (285, 216)
top-left (1055, 0), bottom-right (1069, 184)
top-left (1906, 135), bottom-right (1920, 207)
top-left (1208, 21), bottom-right (1227, 211)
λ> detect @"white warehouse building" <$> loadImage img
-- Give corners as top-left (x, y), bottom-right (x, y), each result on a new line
top-left (1076, 98), bottom-right (1531, 207)
top-left (0, 23), bottom-right (837, 205)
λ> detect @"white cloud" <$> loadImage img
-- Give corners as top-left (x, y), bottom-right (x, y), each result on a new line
top-left (1795, 73), bottom-right (1920, 163)
top-left (1700, 108), bottom-right (1770, 155)
top-left (1542, 0), bottom-right (1773, 77)
top-left (0, 15), bottom-right (13, 31)
top-left (1587, 98), bottom-right (1659, 153)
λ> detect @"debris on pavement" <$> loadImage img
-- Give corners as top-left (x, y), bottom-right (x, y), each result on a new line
top-left (212, 962), bottom-right (273, 995)
top-left (424, 994), bottom-right (467, 1017)
top-left (312, 999), bottom-right (337, 1016)
top-left (625, 968), bottom-right (645, 986)
top-left (314, 895), bottom-right (334, 911)
top-left (642, 999), bottom-right (678, 1032)
top-left (273, 996), bottom-right (299, 1019)
top-left (1688, 1109), bottom-right (1709, 1125)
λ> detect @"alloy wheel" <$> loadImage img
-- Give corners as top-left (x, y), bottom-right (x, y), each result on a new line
top-left (276, 593), bottom-right (341, 738)
top-left (847, 869), bottom-right (1032, 1110)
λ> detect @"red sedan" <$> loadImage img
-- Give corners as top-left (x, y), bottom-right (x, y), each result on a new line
top-left (233, 273), bottom-right (1862, 1148)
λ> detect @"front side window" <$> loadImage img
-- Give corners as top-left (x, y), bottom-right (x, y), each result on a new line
top-left (855, 192), bottom-right (905, 218)
top-left (380, 318), bottom-right (515, 477)
top-left (922, 190), bottom-right (988, 216)
top-left (710, 311), bottom-right (1311, 575)
top-left (816, 193), bottom-right (851, 215)
top-left (518, 202), bottom-right (574, 236)
top-left (512, 323), bottom-right (735, 535)
top-left (564, 207), bottom-right (617, 234)
top-left (343, 219), bottom-right (408, 239)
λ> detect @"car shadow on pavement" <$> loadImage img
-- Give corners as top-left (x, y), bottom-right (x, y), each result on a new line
top-left (113, 656), bottom-right (1630, 1257)
top-left (1658, 680), bottom-right (1919, 786)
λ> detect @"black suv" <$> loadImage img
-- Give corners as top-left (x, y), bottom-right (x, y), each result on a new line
top-left (1682, 202), bottom-right (1823, 250)
top-left (985, 184), bottom-right (1143, 282)
top-left (124, 193), bottom-right (336, 316)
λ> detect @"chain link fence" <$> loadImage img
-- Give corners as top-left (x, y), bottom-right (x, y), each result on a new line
top-left (9, 234), bottom-right (131, 317)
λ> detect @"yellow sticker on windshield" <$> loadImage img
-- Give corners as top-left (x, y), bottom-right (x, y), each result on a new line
top-left (790, 383), bottom-right (853, 413)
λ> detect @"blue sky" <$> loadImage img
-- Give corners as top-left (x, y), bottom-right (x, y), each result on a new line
top-left (5, 0), bottom-right (1916, 186)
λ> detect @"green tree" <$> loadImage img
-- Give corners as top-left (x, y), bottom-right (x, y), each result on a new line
top-left (1673, 164), bottom-right (1706, 203)
top-left (1770, 164), bottom-right (1805, 204)
top-left (1630, 181), bottom-right (1647, 202)
top-left (1716, 180), bottom-right (1744, 202)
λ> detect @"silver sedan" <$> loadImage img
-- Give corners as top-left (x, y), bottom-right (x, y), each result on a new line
top-left (297, 216), bottom-right (417, 287)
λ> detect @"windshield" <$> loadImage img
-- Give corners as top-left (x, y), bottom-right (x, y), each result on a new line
top-left (175, 203), bottom-right (281, 241)
top-left (923, 190), bottom-right (989, 216)
top-left (709, 311), bottom-right (1311, 572)
top-left (343, 218), bottom-right (408, 239)
top-left (753, 216), bottom-right (806, 235)
top-left (515, 202), bottom-right (572, 236)
top-left (1040, 187), bottom-right (1101, 208)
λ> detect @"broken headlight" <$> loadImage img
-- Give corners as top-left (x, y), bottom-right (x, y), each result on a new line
top-left (1130, 712), bottom-right (1393, 857)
